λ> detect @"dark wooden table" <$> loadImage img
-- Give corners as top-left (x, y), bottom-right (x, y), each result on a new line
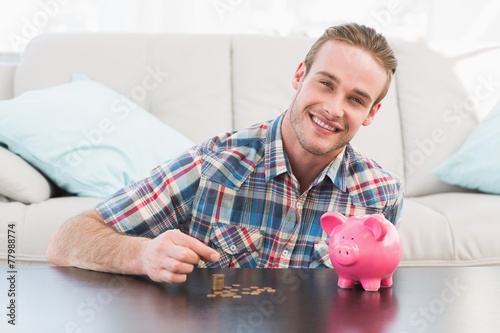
top-left (2, 265), bottom-right (500, 332)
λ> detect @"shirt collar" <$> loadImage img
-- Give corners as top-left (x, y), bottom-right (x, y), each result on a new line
top-left (264, 112), bottom-right (347, 190)
top-left (264, 113), bottom-right (288, 182)
top-left (324, 146), bottom-right (345, 185)
top-left (332, 144), bottom-right (353, 192)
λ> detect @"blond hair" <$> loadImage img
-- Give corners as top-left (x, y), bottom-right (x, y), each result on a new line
top-left (305, 23), bottom-right (397, 105)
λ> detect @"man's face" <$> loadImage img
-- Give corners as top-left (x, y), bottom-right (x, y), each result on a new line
top-left (286, 40), bottom-right (387, 159)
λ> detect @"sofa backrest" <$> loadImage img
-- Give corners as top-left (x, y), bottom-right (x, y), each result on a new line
top-left (14, 33), bottom-right (233, 144)
top-left (10, 33), bottom-right (500, 197)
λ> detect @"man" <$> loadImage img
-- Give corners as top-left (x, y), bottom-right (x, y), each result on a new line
top-left (47, 23), bottom-right (403, 284)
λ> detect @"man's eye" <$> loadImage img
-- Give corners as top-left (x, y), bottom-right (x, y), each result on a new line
top-left (321, 81), bottom-right (332, 89)
top-left (350, 97), bottom-right (363, 105)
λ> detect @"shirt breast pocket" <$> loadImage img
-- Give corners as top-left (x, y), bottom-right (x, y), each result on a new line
top-left (309, 239), bottom-right (333, 269)
top-left (201, 222), bottom-right (263, 268)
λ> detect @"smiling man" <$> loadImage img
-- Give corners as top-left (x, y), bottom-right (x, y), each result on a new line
top-left (47, 23), bottom-right (403, 284)
top-left (283, 36), bottom-right (390, 193)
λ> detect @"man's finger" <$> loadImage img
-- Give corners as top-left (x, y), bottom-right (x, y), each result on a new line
top-left (171, 231), bottom-right (220, 262)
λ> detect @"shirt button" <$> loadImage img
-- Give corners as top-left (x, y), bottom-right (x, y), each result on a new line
top-left (296, 203), bottom-right (302, 208)
top-left (283, 250), bottom-right (290, 257)
top-left (230, 245), bottom-right (237, 252)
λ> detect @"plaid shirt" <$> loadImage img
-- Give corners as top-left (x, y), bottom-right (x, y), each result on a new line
top-left (96, 113), bottom-right (403, 269)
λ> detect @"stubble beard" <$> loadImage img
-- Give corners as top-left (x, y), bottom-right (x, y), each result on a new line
top-left (288, 97), bottom-right (350, 156)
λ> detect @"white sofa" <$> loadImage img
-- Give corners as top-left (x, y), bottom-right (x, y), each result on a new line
top-left (1, 32), bottom-right (500, 267)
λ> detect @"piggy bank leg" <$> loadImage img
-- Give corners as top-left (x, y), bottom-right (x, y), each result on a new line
top-left (381, 276), bottom-right (393, 288)
top-left (337, 276), bottom-right (356, 289)
top-left (360, 279), bottom-right (381, 291)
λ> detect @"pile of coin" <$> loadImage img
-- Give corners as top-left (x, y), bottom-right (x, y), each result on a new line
top-left (208, 274), bottom-right (276, 298)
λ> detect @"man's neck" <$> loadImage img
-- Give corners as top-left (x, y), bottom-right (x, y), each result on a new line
top-left (280, 112), bottom-right (343, 193)
top-left (289, 155), bottom-right (330, 193)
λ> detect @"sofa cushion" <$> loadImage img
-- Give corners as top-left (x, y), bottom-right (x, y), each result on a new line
top-left (231, 35), bottom-right (312, 130)
top-left (0, 63), bottom-right (15, 100)
top-left (392, 41), bottom-right (500, 196)
top-left (0, 75), bottom-right (194, 198)
top-left (433, 99), bottom-right (500, 194)
top-left (0, 146), bottom-right (54, 203)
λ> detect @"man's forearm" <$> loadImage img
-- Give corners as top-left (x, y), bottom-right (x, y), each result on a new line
top-left (46, 209), bottom-right (147, 275)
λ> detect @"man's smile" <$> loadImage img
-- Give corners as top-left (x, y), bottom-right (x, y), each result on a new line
top-left (311, 115), bottom-right (341, 133)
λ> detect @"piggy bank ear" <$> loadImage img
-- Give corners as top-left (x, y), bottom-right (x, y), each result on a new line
top-left (362, 214), bottom-right (389, 241)
top-left (320, 212), bottom-right (347, 235)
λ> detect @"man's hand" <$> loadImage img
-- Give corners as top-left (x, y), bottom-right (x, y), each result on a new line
top-left (47, 209), bottom-right (218, 283)
top-left (140, 230), bottom-right (220, 283)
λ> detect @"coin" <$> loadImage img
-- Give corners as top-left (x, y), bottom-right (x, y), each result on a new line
top-left (208, 276), bottom-right (277, 299)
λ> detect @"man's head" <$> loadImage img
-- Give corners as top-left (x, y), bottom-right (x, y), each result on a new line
top-left (304, 23), bottom-right (397, 106)
top-left (282, 23), bottom-right (398, 165)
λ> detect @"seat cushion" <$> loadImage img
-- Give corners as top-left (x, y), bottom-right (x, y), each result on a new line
top-left (0, 197), bottom-right (102, 262)
top-left (399, 193), bottom-right (500, 266)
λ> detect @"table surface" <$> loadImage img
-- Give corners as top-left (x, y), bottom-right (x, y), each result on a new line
top-left (1, 265), bottom-right (500, 333)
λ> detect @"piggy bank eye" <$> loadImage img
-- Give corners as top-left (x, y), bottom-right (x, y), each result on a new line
top-left (351, 237), bottom-right (354, 240)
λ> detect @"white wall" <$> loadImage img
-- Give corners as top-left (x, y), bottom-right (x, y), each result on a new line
top-left (428, 0), bottom-right (500, 41)
top-left (0, 0), bottom-right (499, 53)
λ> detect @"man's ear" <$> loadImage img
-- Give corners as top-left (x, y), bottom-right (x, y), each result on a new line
top-left (292, 61), bottom-right (306, 90)
top-left (362, 102), bottom-right (381, 126)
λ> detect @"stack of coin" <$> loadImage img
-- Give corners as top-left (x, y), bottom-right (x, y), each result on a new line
top-left (211, 274), bottom-right (225, 292)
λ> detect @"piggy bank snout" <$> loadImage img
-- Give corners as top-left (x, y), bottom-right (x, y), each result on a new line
top-left (332, 244), bottom-right (358, 266)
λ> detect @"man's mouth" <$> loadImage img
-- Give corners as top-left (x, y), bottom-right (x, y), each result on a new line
top-left (312, 116), bottom-right (340, 133)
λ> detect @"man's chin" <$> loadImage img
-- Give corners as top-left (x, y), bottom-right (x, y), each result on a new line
top-left (301, 143), bottom-right (345, 157)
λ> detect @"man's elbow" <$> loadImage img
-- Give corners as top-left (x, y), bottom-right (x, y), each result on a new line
top-left (46, 227), bottom-right (68, 266)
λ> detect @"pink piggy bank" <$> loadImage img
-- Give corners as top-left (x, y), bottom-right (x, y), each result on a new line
top-left (320, 212), bottom-right (402, 291)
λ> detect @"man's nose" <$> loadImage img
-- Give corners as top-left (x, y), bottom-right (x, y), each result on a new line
top-left (323, 95), bottom-right (344, 118)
